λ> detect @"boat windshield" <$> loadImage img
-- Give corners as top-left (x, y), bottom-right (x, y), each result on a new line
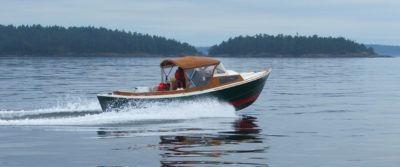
top-left (213, 63), bottom-right (227, 76)
top-left (161, 65), bottom-right (178, 82)
top-left (186, 65), bottom-right (214, 88)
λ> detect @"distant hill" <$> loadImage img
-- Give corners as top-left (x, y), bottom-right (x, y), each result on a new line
top-left (195, 46), bottom-right (211, 55)
top-left (209, 34), bottom-right (382, 57)
top-left (0, 24), bottom-right (198, 56)
top-left (366, 44), bottom-right (400, 56)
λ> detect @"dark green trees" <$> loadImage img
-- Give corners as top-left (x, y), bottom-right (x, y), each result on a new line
top-left (0, 25), bottom-right (198, 56)
top-left (209, 34), bottom-right (376, 57)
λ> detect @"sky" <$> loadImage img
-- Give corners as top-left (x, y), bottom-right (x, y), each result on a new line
top-left (0, 0), bottom-right (399, 46)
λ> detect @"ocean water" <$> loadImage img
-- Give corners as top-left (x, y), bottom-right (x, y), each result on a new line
top-left (0, 56), bottom-right (400, 167)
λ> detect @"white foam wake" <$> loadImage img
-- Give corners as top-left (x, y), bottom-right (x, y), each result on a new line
top-left (0, 97), bottom-right (101, 119)
top-left (0, 98), bottom-right (236, 126)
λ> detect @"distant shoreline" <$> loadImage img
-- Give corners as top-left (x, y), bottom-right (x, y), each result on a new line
top-left (208, 34), bottom-right (380, 58)
top-left (0, 52), bottom-right (391, 58)
top-left (212, 52), bottom-right (389, 58)
top-left (1, 24), bottom-right (395, 58)
top-left (0, 25), bottom-right (199, 56)
top-left (0, 53), bottom-right (200, 57)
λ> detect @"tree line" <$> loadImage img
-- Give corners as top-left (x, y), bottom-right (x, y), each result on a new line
top-left (0, 24), bottom-right (198, 56)
top-left (209, 34), bottom-right (376, 56)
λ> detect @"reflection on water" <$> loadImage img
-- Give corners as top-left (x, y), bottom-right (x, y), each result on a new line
top-left (97, 116), bottom-right (268, 166)
top-left (159, 116), bottom-right (267, 166)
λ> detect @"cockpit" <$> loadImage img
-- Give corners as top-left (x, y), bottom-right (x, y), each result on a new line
top-left (158, 56), bottom-right (221, 91)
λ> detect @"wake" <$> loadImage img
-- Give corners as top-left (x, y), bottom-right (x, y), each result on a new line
top-left (0, 98), bottom-right (236, 126)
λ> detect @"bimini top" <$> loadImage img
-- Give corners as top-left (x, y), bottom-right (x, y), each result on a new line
top-left (160, 56), bottom-right (220, 69)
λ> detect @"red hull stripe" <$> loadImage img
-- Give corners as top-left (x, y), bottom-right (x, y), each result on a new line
top-left (229, 92), bottom-right (261, 106)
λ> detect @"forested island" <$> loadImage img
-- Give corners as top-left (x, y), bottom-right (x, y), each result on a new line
top-left (0, 24), bottom-right (198, 56)
top-left (209, 34), bottom-right (382, 57)
top-left (0, 24), bottom-right (386, 57)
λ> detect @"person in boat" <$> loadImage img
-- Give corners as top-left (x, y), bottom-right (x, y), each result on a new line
top-left (174, 67), bottom-right (186, 89)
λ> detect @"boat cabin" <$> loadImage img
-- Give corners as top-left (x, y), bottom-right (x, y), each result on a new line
top-left (113, 56), bottom-right (244, 96)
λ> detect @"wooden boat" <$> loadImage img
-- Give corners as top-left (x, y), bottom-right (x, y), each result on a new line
top-left (97, 56), bottom-right (271, 111)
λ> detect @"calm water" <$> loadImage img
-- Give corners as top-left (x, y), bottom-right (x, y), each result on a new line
top-left (1, 56), bottom-right (400, 167)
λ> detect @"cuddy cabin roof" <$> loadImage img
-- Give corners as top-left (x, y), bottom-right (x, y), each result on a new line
top-left (160, 56), bottom-right (220, 70)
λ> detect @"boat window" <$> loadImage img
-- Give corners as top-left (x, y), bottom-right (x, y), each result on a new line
top-left (219, 76), bottom-right (239, 84)
top-left (214, 63), bottom-right (226, 75)
top-left (186, 65), bottom-right (214, 88)
top-left (161, 65), bottom-right (178, 82)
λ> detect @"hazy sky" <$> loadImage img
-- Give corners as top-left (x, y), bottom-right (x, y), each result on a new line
top-left (1, 0), bottom-right (399, 46)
